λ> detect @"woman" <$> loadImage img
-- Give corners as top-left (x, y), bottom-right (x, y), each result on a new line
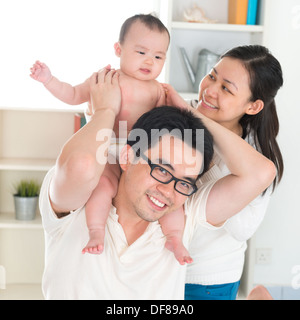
top-left (164, 45), bottom-right (284, 300)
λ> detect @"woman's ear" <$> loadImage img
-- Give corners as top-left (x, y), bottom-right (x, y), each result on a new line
top-left (114, 42), bottom-right (122, 57)
top-left (246, 99), bottom-right (264, 115)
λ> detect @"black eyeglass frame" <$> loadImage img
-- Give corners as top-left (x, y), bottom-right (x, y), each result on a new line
top-left (139, 152), bottom-right (198, 196)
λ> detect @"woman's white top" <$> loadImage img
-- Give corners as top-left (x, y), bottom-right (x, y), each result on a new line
top-left (185, 132), bottom-right (272, 285)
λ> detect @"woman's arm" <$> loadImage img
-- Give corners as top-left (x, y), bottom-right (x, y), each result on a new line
top-left (224, 190), bottom-right (271, 241)
top-left (194, 110), bottom-right (276, 226)
top-left (163, 84), bottom-right (277, 226)
top-left (49, 68), bottom-right (121, 215)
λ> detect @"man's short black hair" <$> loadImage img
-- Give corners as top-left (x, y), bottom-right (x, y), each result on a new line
top-left (127, 106), bottom-right (214, 178)
top-left (119, 13), bottom-right (170, 45)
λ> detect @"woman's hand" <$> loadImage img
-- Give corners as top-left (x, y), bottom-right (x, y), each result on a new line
top-left (161, 83), bottom-right (190, 110)
top-left (90, 67), bottom-right (121, 117)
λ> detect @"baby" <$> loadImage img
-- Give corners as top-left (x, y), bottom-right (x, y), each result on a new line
top-left (30, 14), bottom-right (192, 265)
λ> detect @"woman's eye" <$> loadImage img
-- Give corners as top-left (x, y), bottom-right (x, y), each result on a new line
top-left (222, 85), bottom-right (232, 94)
top-left (208, 74), bottom-right (215, 80)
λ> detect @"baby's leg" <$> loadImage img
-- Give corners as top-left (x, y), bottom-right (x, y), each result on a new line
top-left (82, 163), bottom-right (120, 254)
top-left (159, 206), bottom-right (193, 265)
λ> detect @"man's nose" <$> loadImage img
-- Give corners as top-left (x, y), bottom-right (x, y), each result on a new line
top-left (156, 180), bottom-right (175, 198)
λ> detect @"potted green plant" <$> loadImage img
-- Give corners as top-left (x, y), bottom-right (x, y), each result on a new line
top-left (13, 180), bottom-right (40, 221)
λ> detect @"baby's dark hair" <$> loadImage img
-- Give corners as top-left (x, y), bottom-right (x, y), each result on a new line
top-left (119, 14), bottom-right (170, 44)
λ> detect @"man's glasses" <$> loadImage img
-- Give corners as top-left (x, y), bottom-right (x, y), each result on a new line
top-left (139, 153), bottom-right (198, 196)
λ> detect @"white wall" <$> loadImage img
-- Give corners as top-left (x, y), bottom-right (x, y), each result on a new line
top-left (0, 0), bottom-right (156, 110)
top-left (253, 0), bottom-right (300, 286)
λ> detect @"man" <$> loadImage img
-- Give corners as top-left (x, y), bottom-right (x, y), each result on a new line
top-left (39, 68), bottom-right (214, 299)
top-left (40, 68), bottom-right (276, 300)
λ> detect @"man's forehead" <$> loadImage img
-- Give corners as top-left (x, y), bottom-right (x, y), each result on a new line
top-left (147, 135), bottom-right (203, 176)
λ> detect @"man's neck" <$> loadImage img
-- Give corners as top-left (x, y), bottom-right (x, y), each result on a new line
top-left (112, 188), bottom-right (150, 246)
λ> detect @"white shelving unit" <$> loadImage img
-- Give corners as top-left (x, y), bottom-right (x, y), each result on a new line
top-left (172, 21), bottom-right (264, 32)
top-left (159, 0), bottom-right (267, 101)
top-left (0, 212), bottom-right (42, 230)
top-left (0, 106), bottom-right (82, 299)
top-left (0, 158), bottom-right (55, 172)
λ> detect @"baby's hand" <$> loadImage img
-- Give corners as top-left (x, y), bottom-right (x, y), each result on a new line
top-left (30, 60), bottom-right (53, 85)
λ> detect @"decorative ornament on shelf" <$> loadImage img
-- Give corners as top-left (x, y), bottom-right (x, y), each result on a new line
top-left (184, 5), bottom-right (218, 24)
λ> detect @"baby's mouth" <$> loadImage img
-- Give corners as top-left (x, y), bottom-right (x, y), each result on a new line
top-left (140, 68), bottom-right (151, 74)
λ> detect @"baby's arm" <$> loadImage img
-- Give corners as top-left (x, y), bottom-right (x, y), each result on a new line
top-left (30, 61), bottom-right (90, 105)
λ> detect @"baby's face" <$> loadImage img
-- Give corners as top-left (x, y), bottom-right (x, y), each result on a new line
top-left (115, 21), bottom-right (169, 81)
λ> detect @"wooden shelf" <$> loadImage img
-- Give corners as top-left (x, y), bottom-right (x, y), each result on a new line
top-left (0, 158), bottom-right (55, 171)
top-left (0, 212), bottom-right (42, 229)
top-left (172, 22), bottom-right (264, 33)
top-left (0, 284), bottom-right (43, 300)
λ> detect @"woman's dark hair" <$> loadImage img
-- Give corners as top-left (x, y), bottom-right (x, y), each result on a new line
top-left (222, 45), bottom-right (284, 192)
top-left (127, 106), bottom-right (214, 179)
top-left (119, 13), bottom-right (170, 45)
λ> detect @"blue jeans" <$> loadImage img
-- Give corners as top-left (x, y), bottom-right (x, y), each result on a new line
top-left (185, 281), bottom-right (240, 300)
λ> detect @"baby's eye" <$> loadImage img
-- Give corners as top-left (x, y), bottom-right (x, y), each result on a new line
top-left (137, 51), bottom-right (145, 55)
top-left (155, 56), bottom-right (162, 60)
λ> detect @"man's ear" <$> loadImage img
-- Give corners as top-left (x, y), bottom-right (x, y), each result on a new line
top-left (119, 145), bottom-right (135, 171)
top-left (246, 99), bottom-right (264, 115)
top-left (114, 42), bottom-right (122, 57)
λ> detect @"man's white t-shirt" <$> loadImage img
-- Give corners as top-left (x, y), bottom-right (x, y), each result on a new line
top-left (40, 167), bottom-right (215, 300)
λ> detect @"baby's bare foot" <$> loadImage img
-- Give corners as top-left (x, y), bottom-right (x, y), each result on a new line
top-left (82, 229), bottom-right (105, 255)
top-left (165, 236), bottom-right (193, 265)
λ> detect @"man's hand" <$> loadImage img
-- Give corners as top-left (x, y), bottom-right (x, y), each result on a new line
top-left (90, 67), bottom-right (121, 117)
top-left (30, 60), bottom-right (53, 85)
